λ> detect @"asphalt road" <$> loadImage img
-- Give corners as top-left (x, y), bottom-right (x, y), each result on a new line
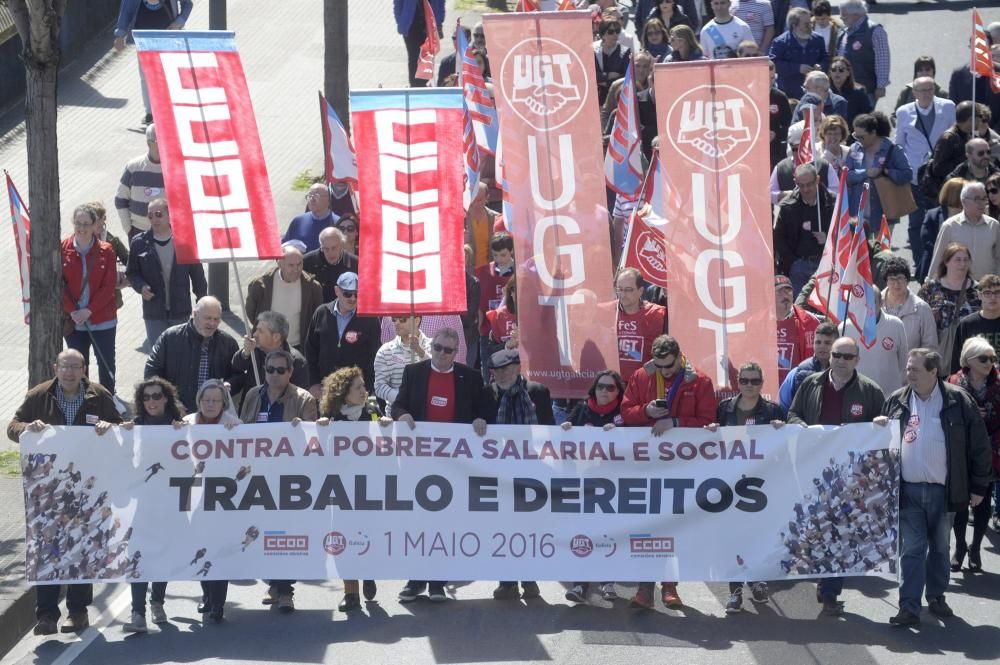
top-left (3, 1), bottom-right (1000, 664)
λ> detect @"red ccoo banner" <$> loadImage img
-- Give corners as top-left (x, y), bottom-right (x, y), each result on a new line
top-left (134, 31), bottom-right (282, 264)
top-left (653, 59), bottom-right (778, 399)
top-left (484, 11), bottom-right (619, 398)
top-left (350, 89), bottom-right (467, 316)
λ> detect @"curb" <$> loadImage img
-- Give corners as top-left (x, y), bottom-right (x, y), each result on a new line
top-left (0, 583), bottom-right (35, 657)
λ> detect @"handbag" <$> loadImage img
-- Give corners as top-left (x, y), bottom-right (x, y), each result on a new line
top-left (872, 144), bottom-right (917, 218)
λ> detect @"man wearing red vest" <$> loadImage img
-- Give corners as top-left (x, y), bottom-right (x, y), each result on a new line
top-left (614, 267), bottom-right (668, 383)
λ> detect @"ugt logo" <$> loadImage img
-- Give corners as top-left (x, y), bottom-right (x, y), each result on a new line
top-left (666, 85), bottom-right (761, 172)
top-left (500, 38), bottom-right (587, 131)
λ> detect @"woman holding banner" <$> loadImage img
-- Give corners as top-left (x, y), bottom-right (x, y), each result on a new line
top-left (705, 362), bottom-right (785, 613)
top-left (121, 377), bottom-right (185, 633)
top-left (562, 370), bottom-right (626, 604)
top-left (181, 379), bottom-right (240, 623)
top-left (318, 366), bottom-right (381, 611)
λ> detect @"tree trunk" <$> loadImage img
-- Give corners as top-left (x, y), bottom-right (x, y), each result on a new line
top-left (324, 0), bottom-right (350, 134)
top-left (24, 53), bottom-right (62, 387)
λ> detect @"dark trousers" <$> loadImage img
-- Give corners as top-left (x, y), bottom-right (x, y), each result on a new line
top-left (403, 25), bottom-right (429, 87)
top-left (130, 582), bottom-right (167, 614)
top-left (200, 580), bottom-right (229, 610)
top-left (266, 579), bottom-right (295, 595)
top-left (65, 327), bottom-right (116, 394)
top-left (907, 184), bottom-right (930, 270)
top-left (818, 576), bottom-right (844, 600)
top-left (954, 483), bottom-right (992, 554)
top-left (36, 583), bottom-right (93, 620)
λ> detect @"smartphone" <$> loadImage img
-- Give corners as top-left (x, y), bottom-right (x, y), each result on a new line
top-left (654, 399), bottom-right (668, 409)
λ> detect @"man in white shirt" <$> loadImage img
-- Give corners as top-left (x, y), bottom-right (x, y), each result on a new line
top-left (373, 315), bottom-right (431, 409)
top-left (700, 0), bottom-right (753, 59)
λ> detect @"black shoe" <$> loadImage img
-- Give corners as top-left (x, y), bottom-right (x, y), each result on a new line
top-left (520, 581), bottom-right (541, 599)
top-left (398, 582), bottom-right (425, 603)
top-left (33, 618), bottom-right (57, 636)
top-left (142, 113), bottom-right (153, 126)
top-left (363, 579), bottom-right (377, 601)
top-left (820, 598), bottom-right (844, 616)
top-left (951, 547), bottom-right (966, 572)
top-left (968, 548), bottom-right (982, 572)
top-left (338, 593), bottom-right (361, 612)
top-left (427, 584), bottom-right (447, 602)
top-left (493, 583), bottom-right (520, 600)
top-left (928, 597), bottom-right (954, 618)
top-left (889, 609), bottom-right (920, 627)
top-left (208, 607), bottom-right (224, 623)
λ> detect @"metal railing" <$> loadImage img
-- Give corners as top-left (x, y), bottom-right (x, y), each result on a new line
top-left (0, 6), bottom-right (16, 43)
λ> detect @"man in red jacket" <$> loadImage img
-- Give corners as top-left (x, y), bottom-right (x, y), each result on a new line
top-left (621, 334), bottom-right (716, 610)
top-left (775, 275), bottom-right (820, 384)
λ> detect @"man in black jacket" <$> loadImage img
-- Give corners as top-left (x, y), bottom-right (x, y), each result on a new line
top-left (301, 227), bottom-right (359, 303)
top-left (878, 348), bottom-right (991, 627)
top-left (144, 296), bottom-right (242, 412)
top-left (125, 198), bottom-right (207, 348)
top-left (303, 272), bottom-right (381, 398)
top-left (391, 327), bottom-right (495, 604)
top-left (773, 163), bottom-right (836, 294)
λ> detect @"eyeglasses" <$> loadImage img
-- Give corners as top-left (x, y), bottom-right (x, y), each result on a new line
top-left (57, 364), bottom-right (84, 371)
top-left (738, 377), bottom-right (763, 385)
top-left (979, 289), bottom-right (1000, 297)
top-left (432, 343), bottom-right (456, 354)
top-left (977, 355), bottom-right (998, 364)
top-left (595, 382), bottom-right (619, 392)
top-left (265, 366), bottom-right (289, 375)
top-left (830, 352), bottom-right (857, 360)
top-left (830, 67), bottom-right (847, 73)
top-left (149, 210), bottom-right (168, 218)
top-left (653, 356), bottom-right (677, 369)
top-left (340, 290), bottom-right (357, 298)
top-left (966, 196), bottom-right (989, 203)
top-left (305, 193), bottom-right (323, 200)
top-left (973, 151), bottom-right (989, 157)
top-left (142, 392), bottom-right (164, 401)
top-left (340, 225), bottom-right (357, 233)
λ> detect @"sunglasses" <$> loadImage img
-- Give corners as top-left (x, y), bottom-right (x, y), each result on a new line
top-left (595, 382), bottom-right (619, 392)
top-left (265, 366), bottom-right (289, 375)
top-left (340, 225), bottom-right (357, 233)
top-left (604, 26), bottom-right (622, 34)
top-left (142, 392), bottom-right (164, 401)
top-left (830, 67), bottom-right (847, 73)
top-left (653, 356), bottom-right (677, 369)
top-left (973, 151), bottom-right (989, 157)
top-left (340, 290), bottom-right (357, 298)
top-left (988, 187), bottom-right (999, 195)
top-left (831, 352), bottom-right (857, 360)
top-left (432, 343), bottom-right (456, 354)
top-left (738, 377), bottom-right (763, 385)
top-left (976, 355), bottom-right (998, 364)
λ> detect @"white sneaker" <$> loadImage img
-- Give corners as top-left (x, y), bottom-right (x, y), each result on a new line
top-left (123, 612), bottom-right (147, 633)
top-left (149, 601), bottom-right (167, 624)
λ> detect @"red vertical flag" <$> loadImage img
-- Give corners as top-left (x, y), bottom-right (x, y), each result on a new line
top-left (973, 9), bottom-right (1000, 93)
top-left (654, 59), bottom-right (779, 400)
top-left (876, 214), bottom-right (892, 251)
top-left (795, 105), bottom-right (814, 167)
top-left (415, 0), bottom-right (440, 82)
top-left (484, 11), bottom-right (619, 397)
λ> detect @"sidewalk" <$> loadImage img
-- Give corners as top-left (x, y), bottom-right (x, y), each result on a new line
top-left (0, 0), bottom-right (480, 655)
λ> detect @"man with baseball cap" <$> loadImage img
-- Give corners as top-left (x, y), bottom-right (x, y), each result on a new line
top-left (775, 274), bottom-right (821, 385)
top-left (303, 271), bottom-right (381, 398)
top-left (486, 348), bottom-right (555, 601)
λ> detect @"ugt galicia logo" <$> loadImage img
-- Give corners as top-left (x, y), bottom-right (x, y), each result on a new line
top-left (665, 85), bottom-right (761, 172)
top-left (635, 230), bottom-right (668, 284)
top-left (499, 38), bottom-right (588, 131)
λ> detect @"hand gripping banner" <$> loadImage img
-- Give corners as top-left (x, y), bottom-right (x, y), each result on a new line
top-left (134, 31), bottom-right (282, 264)
top-left (351, 89), bottom-right (467, 315)
top-left (19, 422), bottom-right (900, 584)
top-left (653, 59), bottom-right (779, 400)
top-left (483, 11), bottom-right (619, 398)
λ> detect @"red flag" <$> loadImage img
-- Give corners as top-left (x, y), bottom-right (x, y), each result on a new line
top-left (415, 0), bottom-right (440, 82)
top-left (5, 172), bottom-right (30, 324)
top-left (515, 0), bottom-right (541, 11)
top-left (556, 0), bottom-right (576, 9)
top-left (654, 58), bottom-right (779, 400)
top-left (350, 89), bottom-right (467, 315)
top-left (795, 105), bottom-right (814, 167)
top-left (876, 214), bottom-right (891, 251)
top-left (973, 9), bottom-right (1000, 93)
top-left (133, 31), bottom-right (282, 263)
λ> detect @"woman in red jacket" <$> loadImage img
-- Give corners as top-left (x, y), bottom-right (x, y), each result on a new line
top-left (62, 205), bottom-right (119, 393)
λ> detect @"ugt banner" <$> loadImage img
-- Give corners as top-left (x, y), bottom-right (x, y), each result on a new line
top-left (654, 59), bottom-right (779, 400)
top-left (351, 89), bottom-right (468, 316)
top-left (134, 30), bottom-right (282, 264)
top-left (20, 422), bottom-right (899, 584)
top-left (483, 12), bottom-right (619, 398)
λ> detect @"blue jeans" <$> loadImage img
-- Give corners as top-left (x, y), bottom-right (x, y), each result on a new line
top-left (789, 258), bottom-right (820, 299)
top-left (898, 481), bottom-right (952, 615)
top-left (65, 326), bottom-right (117, 394)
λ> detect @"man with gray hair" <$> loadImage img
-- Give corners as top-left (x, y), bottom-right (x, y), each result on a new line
top-left (145, 296), bottom-right (243, 412)
top-left (302, 226), bottom-right (358, 303)
top-left (799, 71), bottom-right (848, 121)
top-left (245, 241), bottom-right (323, 351)
top-left (773, 162), bottom-right (837, 294)
top-left (114, 123), bottom-right (164, 239)
top-left (945, 138), bottom-right (1000, 185)
top-left (232, 310), bottom-right (309, 405)
top-left (928, 181), bottom-right (1000, 281)
top-left (835, 0), bottom-right (890, 106)
top-left (877, 348), bottom-right (990, 626)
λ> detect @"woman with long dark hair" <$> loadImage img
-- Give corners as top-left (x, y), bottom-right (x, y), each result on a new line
top-left (828, 56), bottom-right (872, 126)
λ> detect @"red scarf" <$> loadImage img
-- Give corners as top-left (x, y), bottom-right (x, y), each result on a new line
top-left (587, 396), bottom-right (620, 416)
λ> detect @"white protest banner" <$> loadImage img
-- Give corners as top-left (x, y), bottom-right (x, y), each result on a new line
top-left (20, 422), bottom-right (899, 584)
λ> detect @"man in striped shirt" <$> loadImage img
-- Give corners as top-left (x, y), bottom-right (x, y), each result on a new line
top-left (732, 0), bottom-right (774, 52)
top-left (114, 124), bottom-right (164, 240)
top-left (373, 315), bottom-right (432, 409)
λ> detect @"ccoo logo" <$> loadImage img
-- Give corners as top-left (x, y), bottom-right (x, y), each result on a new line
top-left (499, 38), bottom-right (588, 131)
top-left (570, 534), bottom-right (593, 558)
top-left (665, 85), bottom-right (761, 172)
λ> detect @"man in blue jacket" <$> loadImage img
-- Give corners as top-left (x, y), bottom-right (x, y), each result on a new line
top-left (394, 0), bottom-right (445, 87)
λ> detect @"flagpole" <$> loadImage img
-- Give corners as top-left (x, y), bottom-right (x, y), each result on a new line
top-left (821, 168), bottom-right (847, 319)
top-left (807, 107), bottom-right (827, 282)
top-left (972, 9), bottom-right (978, 138)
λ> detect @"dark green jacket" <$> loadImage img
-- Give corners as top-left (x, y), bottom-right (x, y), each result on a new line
top-left (788, 370), bottom-right (885, 425)
top-left (882, 381), bottom-right (992, 511)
